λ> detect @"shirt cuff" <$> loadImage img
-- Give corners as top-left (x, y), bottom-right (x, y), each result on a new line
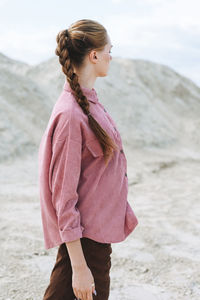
top-left (59, 225), bottom-right (84, 243)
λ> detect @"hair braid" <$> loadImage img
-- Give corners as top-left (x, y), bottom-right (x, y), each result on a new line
top-left (55, 20), bottom-right (119, 166)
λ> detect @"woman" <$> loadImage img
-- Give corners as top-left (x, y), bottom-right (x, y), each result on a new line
top-left (38, 19), bottom-right (138, 300)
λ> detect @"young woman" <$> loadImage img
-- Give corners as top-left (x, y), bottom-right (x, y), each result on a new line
top-left (38, 19), bottom-right (138, 300)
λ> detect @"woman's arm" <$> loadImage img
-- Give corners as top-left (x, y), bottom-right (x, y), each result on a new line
top-left (65, 239), bottom-right (87, 269)
top-left (65, 239), bottom-right (96, 300)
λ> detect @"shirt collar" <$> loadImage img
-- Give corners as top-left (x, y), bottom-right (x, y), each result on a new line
top-left (63, 80), bottom-right (98, 104)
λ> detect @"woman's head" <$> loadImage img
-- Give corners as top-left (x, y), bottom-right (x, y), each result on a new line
top-left (55, 19), bottom-right (118, 166)
top-left (56, 19), bottom-right (112, 78)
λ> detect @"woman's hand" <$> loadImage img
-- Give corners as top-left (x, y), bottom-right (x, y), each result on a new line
top-left (72, 264), bottom-right (96, 300)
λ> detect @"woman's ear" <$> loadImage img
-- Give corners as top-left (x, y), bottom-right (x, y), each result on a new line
top-left (89, 50), bottom-right (98, 64)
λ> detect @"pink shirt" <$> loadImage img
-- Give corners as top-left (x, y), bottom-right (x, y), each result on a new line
top-left (38, 80), bottom-right (138, 250)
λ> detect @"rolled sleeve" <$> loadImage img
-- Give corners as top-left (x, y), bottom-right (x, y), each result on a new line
top-left (59, 226), bottom-right (83, 242)
top-left (49, 112), bottom-right (84, 243)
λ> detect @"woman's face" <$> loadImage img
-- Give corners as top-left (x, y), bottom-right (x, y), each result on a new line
top-left (92, 35), bottom-right (113, 77)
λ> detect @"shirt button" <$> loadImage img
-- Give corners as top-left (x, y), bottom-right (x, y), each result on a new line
top-left (114, 127), bottom-right (117, 131)
top-left (125, 172), bottom-right (127, 177)
top-left (104, 108), bottom-right (107, 112)
top-left (120, 149), bottom-right (123, 153)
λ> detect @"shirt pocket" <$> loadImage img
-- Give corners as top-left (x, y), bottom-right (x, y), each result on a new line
top-left (85, 138), bottom-right (104, 157)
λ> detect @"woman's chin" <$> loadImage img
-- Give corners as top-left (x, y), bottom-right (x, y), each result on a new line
top-left (98, 71), bottom-right (108, 77)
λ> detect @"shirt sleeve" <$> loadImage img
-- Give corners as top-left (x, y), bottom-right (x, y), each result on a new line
top-left (49, 112), bottom-right (84, 243)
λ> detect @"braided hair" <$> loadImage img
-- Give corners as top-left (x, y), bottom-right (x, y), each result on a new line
top-left (55, 19), bottom-right (118, 166)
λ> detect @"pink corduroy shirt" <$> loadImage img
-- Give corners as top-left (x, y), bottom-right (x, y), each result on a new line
top-left (38, 79), bottom-right (138, 250)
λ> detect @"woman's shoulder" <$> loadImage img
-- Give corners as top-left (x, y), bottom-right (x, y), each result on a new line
top-left (44, 91), bottom-right (86, 143)
top-left (53, 90), bottom-right (84, 118)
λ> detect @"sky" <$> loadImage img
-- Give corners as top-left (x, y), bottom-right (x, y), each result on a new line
top-left (0, 0), bottom-right (200, 87)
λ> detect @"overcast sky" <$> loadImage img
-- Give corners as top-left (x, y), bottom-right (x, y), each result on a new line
top-left (0, 0), bottom-right (199, 87)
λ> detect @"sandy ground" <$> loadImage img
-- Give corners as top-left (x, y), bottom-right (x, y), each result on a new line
top-left (0, 147), bottom-right (200, 300)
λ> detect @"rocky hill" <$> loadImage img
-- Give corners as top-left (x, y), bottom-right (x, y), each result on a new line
top-left (0, 52), bottom-right (200, 162)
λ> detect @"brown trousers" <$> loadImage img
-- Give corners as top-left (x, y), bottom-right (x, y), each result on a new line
top-left (43, 237), bottom-right (112, 300)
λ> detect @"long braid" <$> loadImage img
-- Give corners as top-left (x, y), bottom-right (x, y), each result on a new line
top-left (55, 22), bottom-right (119, 166)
